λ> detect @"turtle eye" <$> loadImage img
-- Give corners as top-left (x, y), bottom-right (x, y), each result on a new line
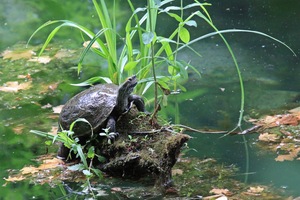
top-left (128, 77), bottom-right (132, 81)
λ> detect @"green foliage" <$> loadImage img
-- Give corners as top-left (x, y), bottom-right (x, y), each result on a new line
top-left (99, 127), bottom-right (115, 144)
top-left (27, 0), bottom-right (207, 105)
top-left (31, 118), bottom-right (103, 178)
top-left (27, 0), bottom-right (295, 128)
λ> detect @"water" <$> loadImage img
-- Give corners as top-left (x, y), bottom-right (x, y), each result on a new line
top-left (1, 0), bottom-right (299, 198)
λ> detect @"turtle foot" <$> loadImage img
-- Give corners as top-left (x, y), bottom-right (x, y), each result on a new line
top-left (108, 132), bottom-right (119, 141)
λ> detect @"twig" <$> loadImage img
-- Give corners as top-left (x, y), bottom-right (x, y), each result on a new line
top-left (171, 124), bottom-right (228, 134)
top-left (237, 125), bottom-right (262, 135)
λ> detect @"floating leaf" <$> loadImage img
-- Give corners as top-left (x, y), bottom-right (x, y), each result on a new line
top-left (210, 188), bottom-right (233, 196)
top-left (277, 114), bottom-right (298, 126)
top-left (258, 133), bottom-right (280, 142)
top-left (4, 175), bottom-right (26, 182)
top-left (13, 125), bottom-right (25, 134)
top-left (2, 49), bottom-right (36, 60)
top-left (275, 154), bottom-right (295, 162)
top-left (275, 147), bottom-right (300, 162)
top-left (247, 186), bottom-right (264, 193)
top-left (54, 49), bottom-right (76, 59)
top-left (0, 81), bottom-right (32, 92)
top-left (52, 105), bottom-right (64, 114)
top-left (38, 158), bottom-right (64, 170)
top-left (28, 56), bottom-right (51, 64)
top-left (21, 166), bottom-right (39, 175)
top-left (172, 168), bottom-right (183, 175)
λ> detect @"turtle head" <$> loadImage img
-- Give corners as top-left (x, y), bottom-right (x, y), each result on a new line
top-left (118, 75), bottom-right (138, 96)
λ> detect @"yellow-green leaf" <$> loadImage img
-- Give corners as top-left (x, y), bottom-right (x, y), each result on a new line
top-left (179, 27), bottom-right (190, 44)
top-left (124, 61), bottom-right (138, 71)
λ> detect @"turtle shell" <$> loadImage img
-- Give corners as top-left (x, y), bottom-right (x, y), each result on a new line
top-left (59, 83), bottom-right (119, 137)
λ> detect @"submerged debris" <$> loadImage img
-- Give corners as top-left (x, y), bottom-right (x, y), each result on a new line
top-left (246, 106), bottom-right (300, 162)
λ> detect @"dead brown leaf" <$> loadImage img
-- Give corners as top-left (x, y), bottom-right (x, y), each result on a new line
top-left (210, 188), bottom-right (233, 196)
top-left (53, 105), bottom-right (64, 114)
top-left (2, 49), bottom-right (36, 60)
top-left (28, 56), bottom-right (51, 64)
top-left (248, 186), bottom-right (264, 193)
top-left (54, 49), bottom-right (76, 59)
top-left (4, 175), bottom-right (26, 182)
top-left (289, 106), bottom-right (300, 115)
top-left (0, 81), bottom-right (32, 92)
top-left (277, 114), bottom-right (299, 126)
top-left (41, 103), bottom-right (52, 109)
top-left (258, 133), bottom-right (280, 142)
top-left (13, 125), bottom-right (25, 134)
top-left (21, 166), bottom-right (39, 175)
top-left (40, 82), bottom-right (59, 94)
top-left (275, 147), bottom-right (300, 162)
top-left (263, 115), bottom-right (278, 126)
top-left (38, 158), bottom-right (64, 170)
top-left (17, 73), bottom-right (32, 80)
top-left (111, 187), bottom-right (122, 192)
top-left (275, 154), bottom-right (295, 162)
top-left (83, 41), bottom-right (101, 49)
top-left (172, 168), bottom-right (183, 176)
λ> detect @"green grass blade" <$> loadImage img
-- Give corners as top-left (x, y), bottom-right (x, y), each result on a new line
top-left (71, 76), bottom-right (112, 86)
top-left (177, 29), bottom-right (296, 56)
top-left (38, 24), bottom-right (64, 57)
top-left (26, 20), bottom-right (64, 47)
top-left (78, 28), bottom-right (110, 74)
top-left (76, 144), bottom-right (88, 168)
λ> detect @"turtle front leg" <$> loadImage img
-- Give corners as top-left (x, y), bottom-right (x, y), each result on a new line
top-left (129, 94), bottom-right (146, 112)
top-left (57, 142), bottom-right (70, 160)
top-left (105, 115), bottom-right (119, 140)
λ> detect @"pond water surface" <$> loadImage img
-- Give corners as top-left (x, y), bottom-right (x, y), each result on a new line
top-left (1, 0), bottom-right (299, 199)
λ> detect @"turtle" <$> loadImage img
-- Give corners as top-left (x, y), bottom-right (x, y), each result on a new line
top-left (57, 75), bottom-right (146, 160)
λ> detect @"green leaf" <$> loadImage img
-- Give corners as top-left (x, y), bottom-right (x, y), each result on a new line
top-left (97, 155), bottom-right (106, 163)
top-left (68, 163), bottom-right (85, 171)
top-left (91, 168), bottom-right (103, 178)
top-left (167, 12), bottom-right (183, 22)
top-left (124, 61), bottom-right (139, 71)
top-left (157, 79), bottom-right (170, 91)
top-left (45, 140), bottom-right (52, 146)
top-left (179, 27), bottom-right (190, 44)
top-left (76, 144), bottom-right (88, 168)
top-left (71, 76), bottom-right (112, 86)
top-left (69, 118), bottom-right (93, 136)
top-left (82, 170), bottom-right (92, 176)
top-left (87, 146), bottom-right (95, 159)
top-left (168, 65), bottom-right (177, 76)
top-left (185, 20), bottom-right (197, 27)
top-left (142, 32), bottom-right (155, 44)
top-left (162, 94), bottom-right (168, 107)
